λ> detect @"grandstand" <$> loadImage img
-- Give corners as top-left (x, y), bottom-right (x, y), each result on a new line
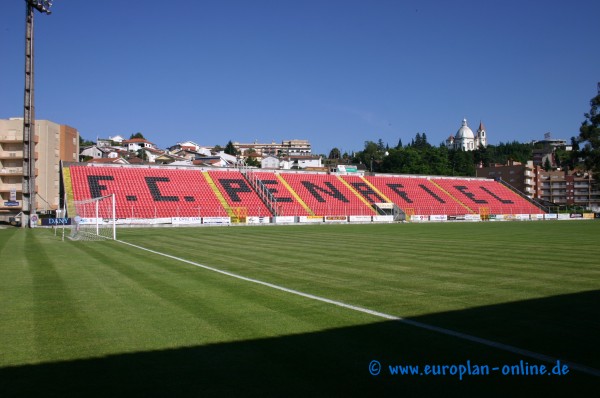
top-left (62, 163), bottom-right (547, 224)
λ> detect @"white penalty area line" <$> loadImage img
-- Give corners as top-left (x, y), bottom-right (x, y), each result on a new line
top-left (117, 239), bottom-right (600, 378)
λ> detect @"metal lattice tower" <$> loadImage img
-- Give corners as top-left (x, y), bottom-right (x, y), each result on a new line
top-left (22, 0), bottom-right (52, 227)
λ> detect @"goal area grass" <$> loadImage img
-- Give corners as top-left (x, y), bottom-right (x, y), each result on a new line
top-left (1, 221), bottom-right (599, 396)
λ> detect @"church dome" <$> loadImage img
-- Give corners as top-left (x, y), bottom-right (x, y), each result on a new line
top-left (455, 119), bottom-right (474, 140)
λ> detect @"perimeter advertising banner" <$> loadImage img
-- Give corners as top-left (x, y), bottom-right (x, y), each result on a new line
top-left (429, 215), bottom-right (448, 222)
top-left (299, 216), bottom-right (323, 223)
top-left (202, 217), bottom-right (231, 225)
top-left (41, 218), bottom-right (72, 226)
top-left (274, 216), bottom-right (295, 224)
top-left (349, 215), bottom-right (372, 222)
top-left (247, 216), bottom-right (271, 224)
top-left (129, 218), bottom-right (171, 225)
top-left (172, 217), bottom-right (203, 225)
top-left (372, 215), bottom-right (394, 222)
top-left (324, 216), bottom-right (347, 223)
top-left (79, 217), bottom-right (101, 225)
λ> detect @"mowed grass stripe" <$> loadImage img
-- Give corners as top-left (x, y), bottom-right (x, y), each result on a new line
top-left (0, 230), bottom-right (36, 361)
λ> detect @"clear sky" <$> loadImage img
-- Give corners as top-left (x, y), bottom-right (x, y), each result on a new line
top-left (1, 0), bottom-right (598, 155)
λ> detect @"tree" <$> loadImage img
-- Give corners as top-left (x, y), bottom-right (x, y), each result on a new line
top-left (130, 132), bottom-right (145, 140)
top-left (328, 147), bottom-right (341, 160)
top-left (136, 148), bottom-right (148, 161)
top-left (414, 133), bottom-right (422, 148)
top-left (242, 148), bottom-right (260, 167)
top-left (578, 83), bottom-right (600, 180)
top-left (354, 141), bottom-right (383, 171)
top-left (79, 136), bottom-right (94, 147)
top-left (224, 140), bottom-right (238, 156)
top-left (543, 157), bottom-right (552, 172)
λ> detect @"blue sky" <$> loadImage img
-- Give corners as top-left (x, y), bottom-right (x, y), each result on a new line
top-left (1, 0), bottom-right (598, 155)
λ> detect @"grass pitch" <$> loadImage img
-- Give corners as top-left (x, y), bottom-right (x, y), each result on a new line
top-left (1, 221), bottom-right (599, 396)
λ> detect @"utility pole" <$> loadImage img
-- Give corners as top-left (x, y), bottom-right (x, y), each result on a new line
top-left (22, 0), bottom-right (52, 227)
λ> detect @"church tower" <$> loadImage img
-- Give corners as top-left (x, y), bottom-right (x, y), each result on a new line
top-left (476, 121), bottom-right (487, 148)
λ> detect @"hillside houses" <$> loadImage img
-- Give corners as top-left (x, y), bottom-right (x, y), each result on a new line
top-left (79, 136), bottom-right (319, 170)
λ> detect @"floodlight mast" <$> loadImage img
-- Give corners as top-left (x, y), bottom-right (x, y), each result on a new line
top-left (22, 0), bottom-right (52, 228)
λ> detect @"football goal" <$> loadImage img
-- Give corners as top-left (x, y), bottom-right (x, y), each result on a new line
top-left (69, 194), bottom-right (116, 241)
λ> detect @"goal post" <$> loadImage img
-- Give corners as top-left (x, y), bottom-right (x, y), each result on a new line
top-left (69, 194), bottom-right (116, 241)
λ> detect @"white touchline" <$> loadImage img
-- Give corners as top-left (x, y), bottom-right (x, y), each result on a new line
top-left (118, 239), bottom-right (600, 378)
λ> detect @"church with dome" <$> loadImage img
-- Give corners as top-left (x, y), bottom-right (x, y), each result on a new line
top-left (445, 119), bottom-right (487, 151)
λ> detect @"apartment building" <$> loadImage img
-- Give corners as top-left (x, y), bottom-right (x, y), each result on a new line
top-left (476, 160), bottom-right (600, 210)
top-left (0, 118), bottom-right (79, 222)
top-left (233, 139), bottom-right (312, 158)
top-left (536, 170), bottom-right (600, 210)
top-left (476, 160), bottom-right (536, 198)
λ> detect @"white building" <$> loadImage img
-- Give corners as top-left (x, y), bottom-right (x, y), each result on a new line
top-left (446, 119), bottom-right (487, 151)
top-left (261, 155), bottom-right (280, 169)
top-left (266, 155), bottom-right (323, 170)
top-left (121, 138), bottom-right (156, 152)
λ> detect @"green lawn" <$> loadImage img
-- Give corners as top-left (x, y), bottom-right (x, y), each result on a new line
top-left (1, 222), bottom-right (599, 396)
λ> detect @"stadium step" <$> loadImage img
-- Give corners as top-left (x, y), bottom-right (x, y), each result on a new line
top-left (202, 171), bottom-right (236, 218)
top-left (336, 175), bottom-right (378, 214)
top-left (62, 166), bottom-right (77, 217)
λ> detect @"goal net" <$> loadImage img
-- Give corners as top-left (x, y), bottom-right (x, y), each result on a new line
top-left (69, 194), bottom-right (116, 241)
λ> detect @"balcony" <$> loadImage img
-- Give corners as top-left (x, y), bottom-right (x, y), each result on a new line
top-left (0, 183), bottom-right (23, 192)
top-left (0, 151), bottom-right (24, 159)
top-left (0, 167), bottom-right (24, 176)
top-left (0, 135), bottom-right (22, 143)
top-left (0, 134), bottom-right (38, 143)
